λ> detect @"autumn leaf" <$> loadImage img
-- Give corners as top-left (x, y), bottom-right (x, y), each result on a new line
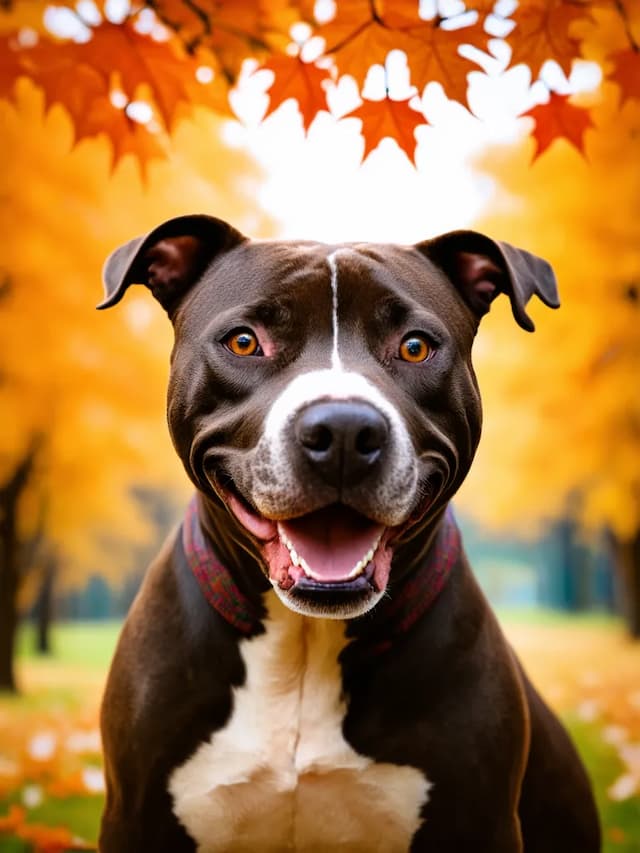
top-left (0, 17), bottom-right (228, 169)
top-left (0, 33), bottom-right (26, 100)
top-left (73, 95), bottom-right (167, 175)
top-left (400, 19), bottom-right (486, 107)
top-left (152, 0), bottom-right (295, 74)
top-left (344, 95), bottom-right (426, 163)
top-left (260, 55), bottom-right (332, 131)
top-left (522, 92), bottom-right (594, 160)
top-left (607, 48), bottom-right (640, 104)
top-left (72, 20), bottom-right (204, 130)
top-left (507, 0), bottom-right (592, 78)
top-left (0, 0), bottom-right (54, 35)
top-left (462, 0), bottom-right (500, 15)
top-left (315, 0), bottom-right (485, 106)
top-left (317, 0), bottom-right (406, 86)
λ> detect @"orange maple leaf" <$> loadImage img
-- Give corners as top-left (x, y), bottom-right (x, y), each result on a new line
top-left (260, 55), bottom-right (332, 131)
top-left (462, 0), bottom-right (499, 15)
top-left (76, 20), bottom-right (202, 130)
top-left (508, 0), bottom-right (592, 78)
top-left (522, 92), bottom-right (594, 160)
top-left (344, 95), bottom-right (426, 163)
top-left (318, 0), bottom-right (407, 86)
top-left (152, 0), bottom-right (295, 74)
top-left (0, 17), bottom-right (222, 169)
top-left (73, 93), bottom-right (166, 176)
top-left (607, 47), bottom-right (640, 104)
top-left (400, 19), bottom-right (486, 107)
top-left (316, 0), bottom-right (485, 107)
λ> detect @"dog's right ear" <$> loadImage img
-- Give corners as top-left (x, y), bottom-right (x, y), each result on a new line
top-left (98, 214), bottom-right (246, 316)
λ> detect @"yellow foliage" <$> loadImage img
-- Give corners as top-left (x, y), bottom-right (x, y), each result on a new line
top-left (0, 81), bottom-right (273, 582)
top-left (458, 86), bottom-right (640, 541)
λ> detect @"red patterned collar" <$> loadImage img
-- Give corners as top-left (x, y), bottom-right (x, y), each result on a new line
top-left (182, 496), bottom-right (461, 654)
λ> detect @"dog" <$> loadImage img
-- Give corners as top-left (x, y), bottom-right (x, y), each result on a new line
top-left (97, 215), bottom-right (600, 852)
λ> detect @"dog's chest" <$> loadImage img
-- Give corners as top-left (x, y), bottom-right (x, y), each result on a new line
top-left (169, 593), bottom-right (429, 852)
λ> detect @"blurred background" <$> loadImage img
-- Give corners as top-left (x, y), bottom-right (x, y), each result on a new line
top-left (1, 0), bottom-right (639, 850)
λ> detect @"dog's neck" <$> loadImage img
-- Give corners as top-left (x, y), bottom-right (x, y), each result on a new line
top-left (187, 493), bottom-right (461, 654)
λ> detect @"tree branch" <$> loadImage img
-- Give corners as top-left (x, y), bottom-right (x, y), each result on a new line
top-left (613, 0), bottom-right (639, 52)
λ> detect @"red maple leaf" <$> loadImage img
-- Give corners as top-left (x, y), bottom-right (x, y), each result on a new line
top-left (607, 48), bottom-right (640, 104)
top-left (522, 92), bottom-right (594, 160)
top-left (260, 55), bottom-right (332, 131)
top-left (344, 96), bottom-right (426, 164)
top-left (0, 34), bottom-right (27, 100)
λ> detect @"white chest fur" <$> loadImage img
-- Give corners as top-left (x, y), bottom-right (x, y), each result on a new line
top-left (169, 593), bottom-right (429, 852)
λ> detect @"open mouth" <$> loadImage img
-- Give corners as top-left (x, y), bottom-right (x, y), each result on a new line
top-left (220, 484), bottom-right (394, 602)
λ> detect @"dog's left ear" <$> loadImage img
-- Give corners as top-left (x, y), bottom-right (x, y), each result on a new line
top-left (416, 230), bottom-right (559, 331)
top-left (98, 214), bottom-right (246, 316)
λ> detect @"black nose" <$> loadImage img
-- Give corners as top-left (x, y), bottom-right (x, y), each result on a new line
top-left (295, 400), bottom-right (389, 488)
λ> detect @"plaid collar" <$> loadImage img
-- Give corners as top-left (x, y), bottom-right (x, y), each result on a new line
top-left (182, 496), bottom-right (461, 654)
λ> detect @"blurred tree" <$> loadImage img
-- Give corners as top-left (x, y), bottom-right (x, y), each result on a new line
top-left (1, 1), bottom-right (637, 166)
top-left (0, 82), bottom-right (274, 691)
top-left (457, 77), bottom-right (640, 633)
top-left (32, 547), bottom-right (57, 655)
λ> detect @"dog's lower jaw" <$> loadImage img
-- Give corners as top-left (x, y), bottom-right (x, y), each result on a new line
top-left (270, 576), bottom-right (388, 620)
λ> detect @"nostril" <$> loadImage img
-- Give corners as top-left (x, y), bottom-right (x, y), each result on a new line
top-left (301, 423), bottom-right (333, 454)
top-left (356, 426), bottom-right (383, 457)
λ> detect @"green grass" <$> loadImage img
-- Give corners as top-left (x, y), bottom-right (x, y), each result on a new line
top-left (496, 606), bottom-right (622, 629)
top-left (567, 718), bottom-right (640, 852)
top-left (0, 791), bottom-right (103, 852)
top-left (16, 622), bottom-right (122, 670)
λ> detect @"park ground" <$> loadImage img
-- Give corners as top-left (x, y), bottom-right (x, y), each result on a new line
top-left (0, 613), bottom-right (639, 852)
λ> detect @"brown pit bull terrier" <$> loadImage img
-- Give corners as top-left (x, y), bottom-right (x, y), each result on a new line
top-left (98, 215), bottom-right (601, 852)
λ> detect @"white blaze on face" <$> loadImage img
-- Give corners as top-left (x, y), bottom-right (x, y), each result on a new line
top-left (327, 250), bottom-right (342, 370)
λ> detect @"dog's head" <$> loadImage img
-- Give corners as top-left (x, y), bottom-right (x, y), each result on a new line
top-left (101, 215), bottom-right (558, 619)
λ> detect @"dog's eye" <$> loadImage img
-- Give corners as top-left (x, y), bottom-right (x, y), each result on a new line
top-left (399, 334), bottom-right (433, 363)
top-left (223, 329), bottom-right (262, 357)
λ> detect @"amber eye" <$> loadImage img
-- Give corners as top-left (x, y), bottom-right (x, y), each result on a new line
top-left (223, 329), bottom-right (261, 357)
top-left (399, 334), bottom-right (433, 363)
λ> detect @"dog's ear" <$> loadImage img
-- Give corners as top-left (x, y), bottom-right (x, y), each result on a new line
top-left (416, 230), bottom-right (559, 332)
top-left (98, 214), bottom-right (246, 316)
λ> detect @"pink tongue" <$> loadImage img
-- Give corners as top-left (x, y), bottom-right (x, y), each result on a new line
top-left (280, 505), bottom-right (384, 582)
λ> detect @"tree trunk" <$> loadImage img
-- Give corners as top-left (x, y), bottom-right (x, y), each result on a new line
top-left (0, 444), bottom-right (39, 692)
top-left (0, 544), bottom-right (19, 691)
top-left (610, 529), bottom-right (640, 639)
top-left (34, 553), bottom-right (57, 655)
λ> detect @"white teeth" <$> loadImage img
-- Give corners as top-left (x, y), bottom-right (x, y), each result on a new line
top-left (277, 524), bottom-right (383, 581)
